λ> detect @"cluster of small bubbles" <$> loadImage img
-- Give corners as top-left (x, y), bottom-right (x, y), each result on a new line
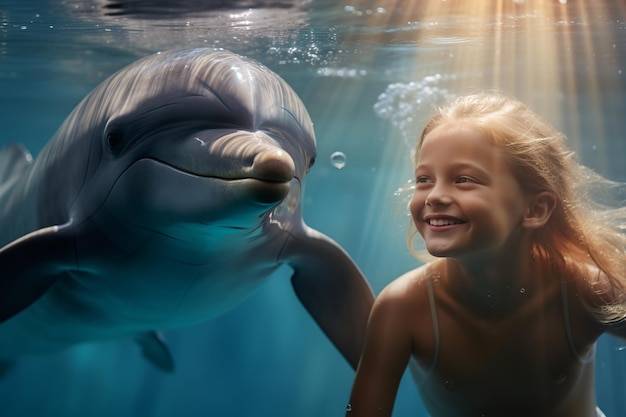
top-left (343, 5), bottom-right (387, 16)
top-left (391, 179), bottom-right (415, 217)
top-left (316, 67), bottom-right (368, 78)
top-left (263, 28), bottom-right (338, 67)
top-left (330, 151), bottom-right (347, 169)
top-left (393, 180), bottom-right (414, 197)
top-left (373, 74), bottom-right (456, 150)
top-left (266, 43), bottom-right (326, 66)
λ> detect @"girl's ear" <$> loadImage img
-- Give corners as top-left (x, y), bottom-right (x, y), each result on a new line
top-left (522, 191), bottom-right (556, 229)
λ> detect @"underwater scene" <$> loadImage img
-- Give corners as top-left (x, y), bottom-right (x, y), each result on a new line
top-left (1, 0), bottom-right (625, 416)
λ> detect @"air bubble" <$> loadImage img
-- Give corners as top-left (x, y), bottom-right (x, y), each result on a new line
top-left (444, 379), bottom-right (457, 391)
top-left (330, 151), bottom-right (347, 169)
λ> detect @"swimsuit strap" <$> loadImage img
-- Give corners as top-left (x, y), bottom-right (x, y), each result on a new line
top-left (425, 275), bottom-right (441, 374)
top-left (410, 274), bottom-right (441, 388)
top-left (561, 281), bottom-right (595, 363)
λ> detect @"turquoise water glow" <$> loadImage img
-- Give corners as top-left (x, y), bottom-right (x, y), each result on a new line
top-left (1, 1), bottom-right (625, 416)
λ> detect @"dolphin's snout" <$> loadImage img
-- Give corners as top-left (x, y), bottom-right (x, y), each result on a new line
top-left (251, 149), bottom-right (295, 183)
top-left (206, 130), bottom-right (296, 183)
top-left (245, 149), bottom-right (293, 204)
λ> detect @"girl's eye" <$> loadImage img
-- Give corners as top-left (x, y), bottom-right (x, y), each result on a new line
top-left (416, 176), bottom-right (432, 184)
top-left (457, 176), bottom-right (475, 184)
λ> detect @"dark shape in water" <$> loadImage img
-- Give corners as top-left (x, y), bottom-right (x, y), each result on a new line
top-left (102, 0), bottom-right (306, 17)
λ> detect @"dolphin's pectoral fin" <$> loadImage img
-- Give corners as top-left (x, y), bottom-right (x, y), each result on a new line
top-left (0, 222), bottom-right (77, 323)
top-left (135, 331), bottom-right (175, 372)
top-left (281, 227), bottom-right (375, 369)
top-left (0, 143), bottom-right (32, 185)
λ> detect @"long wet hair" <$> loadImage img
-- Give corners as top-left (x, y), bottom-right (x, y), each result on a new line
top-left (407, 92), bottom-right (626, 323)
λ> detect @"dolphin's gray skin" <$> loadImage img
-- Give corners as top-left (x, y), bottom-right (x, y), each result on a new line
top-left (0, 48), bottom-right (374, 373)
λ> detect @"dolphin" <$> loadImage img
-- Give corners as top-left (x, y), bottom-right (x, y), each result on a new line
top-left (0, 48), bottom-right (374, 373)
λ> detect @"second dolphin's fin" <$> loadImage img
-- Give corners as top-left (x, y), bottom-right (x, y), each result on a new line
top-left (135, 331), bottom-right (175, 372)
top-left (0, 143), bottom-right (32, 186)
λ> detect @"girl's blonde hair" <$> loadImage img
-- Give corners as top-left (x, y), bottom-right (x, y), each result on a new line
top-left (407, 92), bottom-right (626, 323)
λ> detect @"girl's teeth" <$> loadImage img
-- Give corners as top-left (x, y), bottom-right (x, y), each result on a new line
top-left (429, 219), bottom-right (459, 226)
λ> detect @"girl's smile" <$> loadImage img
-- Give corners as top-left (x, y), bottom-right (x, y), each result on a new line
top-left (423, 215), bottom-right (467, 229)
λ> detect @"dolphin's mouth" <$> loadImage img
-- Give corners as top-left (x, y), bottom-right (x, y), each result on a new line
top-left (148, 139), bottom-right (297, 183)
top-left (140, 157), bottom-right (293, 205)
top-left (104, 157), bottom-right (296, 237)
top-left (132, 129), bottom-right (298, 206)
top-left (148, 157), bottom-right (294, 183)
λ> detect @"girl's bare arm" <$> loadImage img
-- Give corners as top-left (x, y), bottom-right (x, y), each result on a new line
top-left (346, 285), bottom-right (414, 417)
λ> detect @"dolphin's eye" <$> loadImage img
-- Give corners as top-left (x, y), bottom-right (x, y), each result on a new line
top-left (309, 156), bottom-right (316, 168)
top-left (106, 131), bottom-right (124, 153)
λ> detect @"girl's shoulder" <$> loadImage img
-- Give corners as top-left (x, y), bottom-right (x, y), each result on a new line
top-left (377, 260), bottom-right (445, 307)
top-left (371, 261), bottom-right (445, 353)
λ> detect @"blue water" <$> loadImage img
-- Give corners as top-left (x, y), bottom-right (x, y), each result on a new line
top-left (1, 1), bottom-right (625, 416)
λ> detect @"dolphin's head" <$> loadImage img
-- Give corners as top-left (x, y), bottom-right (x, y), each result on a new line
top-left (68, 48), bottom-right (316, 234)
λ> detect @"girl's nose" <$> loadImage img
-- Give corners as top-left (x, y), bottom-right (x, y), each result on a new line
top-left (425, 184), bottom-right (452, 206)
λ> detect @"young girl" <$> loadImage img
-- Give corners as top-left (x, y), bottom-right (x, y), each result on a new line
top-left (347, 92), bottom-right (626, 417)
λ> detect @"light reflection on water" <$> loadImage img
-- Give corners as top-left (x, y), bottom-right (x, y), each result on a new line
top-left (0, 1), bottom-right (625, 416)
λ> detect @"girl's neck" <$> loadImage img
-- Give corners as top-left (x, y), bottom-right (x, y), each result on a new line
top-left (441, 246), bottom-right (540, 318)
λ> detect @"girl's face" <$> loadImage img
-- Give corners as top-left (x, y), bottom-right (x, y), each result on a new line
top-left (410, 123), bottom-right (530, 260)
